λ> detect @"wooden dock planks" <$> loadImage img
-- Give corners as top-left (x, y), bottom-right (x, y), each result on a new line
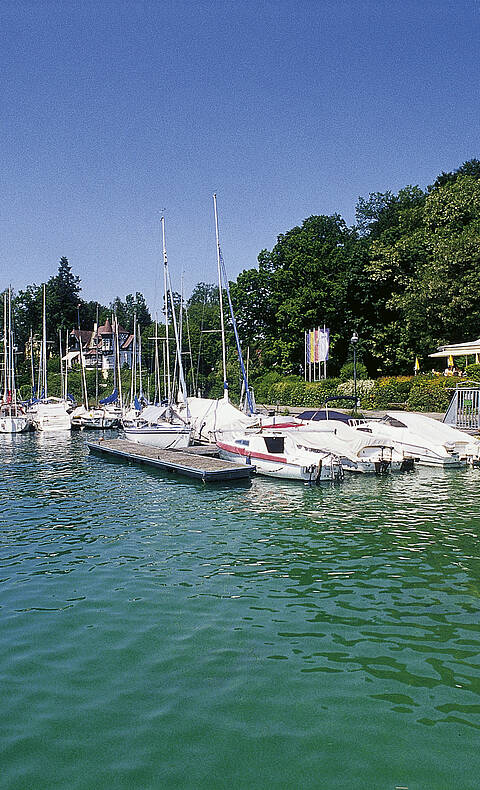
top-left (87, 438), bottom-right (255, 482)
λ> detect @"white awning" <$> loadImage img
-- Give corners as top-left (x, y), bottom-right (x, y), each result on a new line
top-left (429, 339), bottom-right (480, 358)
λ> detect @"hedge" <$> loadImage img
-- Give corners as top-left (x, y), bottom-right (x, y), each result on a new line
top-left (253, 373), bottom-right (464, 412)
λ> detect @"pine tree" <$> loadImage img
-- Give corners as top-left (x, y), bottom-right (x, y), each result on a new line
top-left (47, 257), bottom-right (81, 339)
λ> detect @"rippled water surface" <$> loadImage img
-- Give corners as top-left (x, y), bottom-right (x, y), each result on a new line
top-left (2, 432), bottom-right (480, 789)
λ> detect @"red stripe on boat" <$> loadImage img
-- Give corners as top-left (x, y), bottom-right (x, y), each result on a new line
top-left (217, 441), bottom-right (288, 464)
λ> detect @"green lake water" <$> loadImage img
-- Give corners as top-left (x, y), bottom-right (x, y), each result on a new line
top-left (1, 432), bottom-right (480, 789)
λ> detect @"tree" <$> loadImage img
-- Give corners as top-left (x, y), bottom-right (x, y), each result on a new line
top-left (429, 158), bottom-right (480, 190)
top-left (109, 292), bottom-right (152, 332)
top-left (13, 284), bottom-right (42, 350)
top-left (360, 175), bottom-right (480, 371)
top-left (47, 257), bottom-right (82, 338)
top-left (79, 300), bottom-right (109, 329)
top-left (232, 214), bottom-right (364, 375)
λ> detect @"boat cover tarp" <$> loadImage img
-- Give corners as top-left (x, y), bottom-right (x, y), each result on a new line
top-left (378, 412), bottom-right (480, 449)
top-left (285, 424), bottom-right (398, 459)
top-left (184, 397), bottom-right (254, 441)
top-left (100, 388), bottom-right (118, 405)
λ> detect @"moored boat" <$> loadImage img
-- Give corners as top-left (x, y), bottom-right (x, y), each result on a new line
top-left (360, 411), bottom-right (480, 467)
top-left (29, 398), bottom-right (72, 432)
top-left (296, 410), bottom-right (413, 472)
top-left (123, 405), bottom-right (191, 449)
top-left (217, 425), bottom-right (344, 482)
top-left (298, 408), bottom-right (480, 468)
top-left (0, 289), bottom-right (32, 434)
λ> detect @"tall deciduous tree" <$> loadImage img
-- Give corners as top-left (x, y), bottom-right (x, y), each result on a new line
top-left (109, 292), bottom-right (151, 332)
top-left (233, 214), bottom-right (364, 374)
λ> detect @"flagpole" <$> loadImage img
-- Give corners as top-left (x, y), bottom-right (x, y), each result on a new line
top-left (304, 331), bottom-right (307, 382)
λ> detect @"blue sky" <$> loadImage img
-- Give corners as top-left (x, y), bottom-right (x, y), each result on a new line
top-left (1, 0), bottom-right (478, 317)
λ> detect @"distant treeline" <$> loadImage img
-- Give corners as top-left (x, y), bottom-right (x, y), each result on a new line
top-left (5, 159), bottom-right (480, 398)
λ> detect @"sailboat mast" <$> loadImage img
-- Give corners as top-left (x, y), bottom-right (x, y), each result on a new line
top-left (130, 313), bottom-right (136, 407)
top-left (65, 330), bottom-right (69, 402)
top-left (7, 289), bottom-right (11, 400)
top-left (95, 304), bottom-right (99, 404)
top-left (138, 321), bottom-right (143, 398)
top-left (30, 328), bottom-right (35, 400)
top-left (77, 304), bottom-right (89, 410)
top-left (153, 316), bottom-right (160, 403)
top-left (161, 216), bottom-right (171, 403)
top-left (9, 289), bottom-right (17, 410)
top-left (114, 315), bottom-right (123, 410)
top-left (42, 284), bottom-right (47, 399)
top-left (3, 293), bottom-right (8, 403)
top-left (162, 218), bottom-right (189, 413)
top-left (213, 193), bottom-right (228, 399)
top-left (59, 330), bottom-right (64, 400)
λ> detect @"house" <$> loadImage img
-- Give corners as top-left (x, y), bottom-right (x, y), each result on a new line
top-left (67, 319), bottom-right (134, 374)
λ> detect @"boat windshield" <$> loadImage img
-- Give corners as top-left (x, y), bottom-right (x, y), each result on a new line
top-left (380, 416), bottom-right (407, 428)
top-left (298, 409), bottom-right (352, 423)
top-left (263, 436), bottom-right (285, 454)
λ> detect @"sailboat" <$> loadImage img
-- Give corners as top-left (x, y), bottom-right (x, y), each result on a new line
top-left (180, 194), bottom-right (256, 442)
top-left (97, 314), bottom-right (125, 425)
top-left (123, 216), bottom-right (192, 450)
top-left (72, 310), bottom-right (119, 429)
top-left (28, 285), bottom-right (71, 432)
top-left (0, 289), bottom-right (31, 434)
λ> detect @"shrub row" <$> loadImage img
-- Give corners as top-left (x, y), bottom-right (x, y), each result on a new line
top-left (253, 372), bottom-right (464, 412)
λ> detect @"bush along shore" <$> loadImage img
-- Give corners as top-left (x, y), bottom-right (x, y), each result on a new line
top-left (252, 365), bottom-right (480, 413)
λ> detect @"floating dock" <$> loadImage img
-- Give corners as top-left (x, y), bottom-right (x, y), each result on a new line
top-left (87, 438), bottom-right (255, 483)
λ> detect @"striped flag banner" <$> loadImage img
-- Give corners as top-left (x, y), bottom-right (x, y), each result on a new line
top-left (309, 330), bottom-right (315, 363)
top-left (317, 328), bottom-right (329, 362)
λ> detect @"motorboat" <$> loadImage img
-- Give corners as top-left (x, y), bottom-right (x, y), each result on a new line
top-left (70, 404), bottom-right (119, 430)
top-left (293, 410), bottom-right (412, 473)
top-left (123, 404), bottom-right (192, 450)
top-left (359, 411), bottom-right (480, 467)
top-left (297, 408), bottom-right (480, 468)
top-left (217, 424), bottom-right (344, 482)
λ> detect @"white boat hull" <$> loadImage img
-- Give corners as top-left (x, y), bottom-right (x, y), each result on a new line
top-left (217, 442), bottom-right (342, 482)
top-left (29, 401), bottom-right (72, 432)
top-left (124, 426), bottom-right (192, 450)
top-left (81, 411), bottom-right (118, 429)
top-left (0, 415), bottom-right (31, 434)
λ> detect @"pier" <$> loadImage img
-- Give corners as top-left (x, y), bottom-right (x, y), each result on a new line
top-left (87, 438), bottom-right (255, 482)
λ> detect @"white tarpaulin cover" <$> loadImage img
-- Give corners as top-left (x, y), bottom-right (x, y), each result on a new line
top-left (183, 397), bottom-right (254, 442)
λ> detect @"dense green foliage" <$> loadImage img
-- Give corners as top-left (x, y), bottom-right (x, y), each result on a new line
top-left (232, 159), bottom-right (480, 377)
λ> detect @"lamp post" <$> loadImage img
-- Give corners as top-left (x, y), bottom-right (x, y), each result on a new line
top-left (351, 331), bottom-right (359, 410)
